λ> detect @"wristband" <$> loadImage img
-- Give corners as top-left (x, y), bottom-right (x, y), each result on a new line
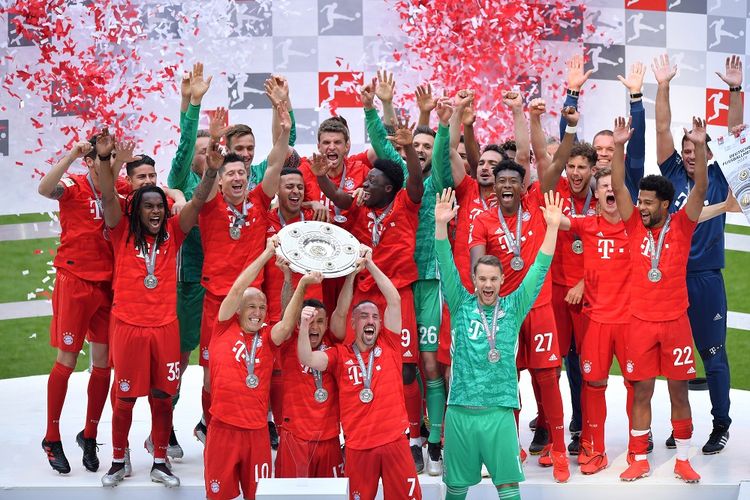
top-left (729, 85), bottom-right (742, 92)
top-left (630, 92), bottom-right (643, 99)
top-left (566, 88), bottom-right (580, 97)
top-left (565, 125), bottom-right (578, 134)
top-left (97, 154), bottom-right (112, 161)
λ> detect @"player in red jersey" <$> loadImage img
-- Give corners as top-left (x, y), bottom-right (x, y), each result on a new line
top-left (611, 116), bottom-right (707, 483)
top-left (37, 136), bottom-right (131, 474)
top-left (299, 250), bottom-right (422, 500)
top-left (203, 235), bottom-right (322, 500)
top-left (194, 102), bottom-right (291, 443)
top-left (93, 128), bottom-right (217, 487)
top-left (559, 167), bottom-right (633, 475)
top-left (537, 105), bottom-right (592, 455)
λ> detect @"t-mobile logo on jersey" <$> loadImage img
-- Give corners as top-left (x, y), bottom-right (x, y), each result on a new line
top-left (597, 239), bottom-right (615, 259)
top-left (639, 236), bottom-right (669, 257)
top-left (346, 365), bottom-right (363, 386)
top-left (89, 199), bottom-right (102, 219)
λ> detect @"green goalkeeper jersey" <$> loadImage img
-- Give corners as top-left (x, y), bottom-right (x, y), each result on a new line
top-left (435, 238), bottom-right (551, 409)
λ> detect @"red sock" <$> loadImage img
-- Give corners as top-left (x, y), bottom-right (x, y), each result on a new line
top-left (623, 379), bottom-right (634, 431)
top-left (531, 374), bottom-right (547, 430)
top-left (202, 388), bottom-right (212, 426)
top-left (112, 398), bottom-right (136, 460)
top-left (534, 368), bottom-right (565, 452)
top-left (583, 384), bottom-right (607, 453)
top-left (404, 378), bottom-right (422, 440)
top-left (151, 397), bottom-right (172, 460)
top-left (628, 430), bottom-right (649, 455)
top-left (672, 418), bottom-right (692, 440)
top-left (46, 362), bottom-right (74, 442)
top-left (84, 366), bottom-right (111, 440)
top-left (270, 370), bottom-right (284, 428)
top-left (110, 379), bottom-right (117, 408)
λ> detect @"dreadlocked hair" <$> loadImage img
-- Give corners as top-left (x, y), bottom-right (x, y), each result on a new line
top-left (125, 185), bottom-right (171, 253)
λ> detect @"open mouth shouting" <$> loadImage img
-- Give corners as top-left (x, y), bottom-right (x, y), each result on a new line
top-left (148, 214), bottom-right (162, 231)
top-left (569, 175), bottom-right (584, 192)
top-left (231, 180), bottom-right (245, 198)
top-left (362, 324), bottom-right (377, 345)
top-left (605, 194), bottom-right (615, 207)
top-left (479, 288), bottom-right (495, 303)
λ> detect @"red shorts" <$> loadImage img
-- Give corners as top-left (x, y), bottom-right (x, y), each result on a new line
top-left (50, 268), bottom-right (112, 352)
top-left (275, 427), bottom-right (344, 478)
top-left (346, 437), bottom-right (422, 500)
top-left (111, 317), bottom-right (180, 398)
top-left (551, 284), bottom-right (586, 354)
top-left (200, 290), bottom-right (224, 367)
top-left (204, 419), bottom-right (271, 500)
top-left (352, 286), bottom-right (418, 364)
top-left (517, 303), bottom-right (561, 370)
top-left (579, 317), bottom-right (628, 381)
top-left (436, 302), bottom-right (452, 366)
top-left (624, 314), bottom-right (697, 382)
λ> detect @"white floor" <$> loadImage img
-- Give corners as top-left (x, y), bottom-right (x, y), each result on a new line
top-left (1, 368), bottom-right (749, 499)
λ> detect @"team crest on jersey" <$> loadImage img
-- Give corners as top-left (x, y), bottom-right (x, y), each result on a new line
top-left (62, 332), bottom-right (74, 346)
top-left (353, 492), bottom-right (361, 500)
top-left (586, 208), bottom-right (596, 216)
top-left (210, 480), bottom-right (220, 493)
top-left (522, 210), bottom-right (531, 222)
top-left (201, 348), bottom-right (209, 360)
top-left (582, 360), bottom-right (592, 374)
top-left (626, 360), bottom-right (634, 374)
top-left (119, 379), bottom-right (131, 392)
top-left (374, 346), bottom-right (382, 357)
top-left (345, 178), bottom-right (355, 190)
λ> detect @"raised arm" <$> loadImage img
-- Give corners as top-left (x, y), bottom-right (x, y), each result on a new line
top-left (330, 246), bottom-right (368, 340)
top-left (176, 140), bottom-right (222, 233)
top-left (218, 237), bottom-right (276, 322)
top-left (717, 55), bottom-right (744, 131)
top-left (415, 83), bottom-right (437, 128)
top-left (387, 115), bottom-right (421, 191)
top-left (38, 141), bottom-right (92, 199)
top-left (682, 117), bottom-right (708, 222)
top-left (529, 98), bottom-right (552, 180)
top-left (271, 271), bottom-right (324, 346)
top-left (619, 62), bottom-right (647, 201)
top-left (538, 191), bottom-right (563, 256)
top-left (375, 70), bottom-right (397, 126)
top-left (365, 252), bottom-right (401, 334)
top-left (540, 106), bottom-right (579, 193)
top-left (462, 103), bottom-right (480, 177)
top-left (94, 130), bottom-right (120, 228)
top-left (363, 80), bottom-right (407, 169)
top-left (297, 306), bottom-right (329, 371)
top-left (503, 90), bottom-right (531, 180)
top-left (449, 90), bottom-right (473, 150)
top-left (310, 154), bottom-right (354, 209)
top-left (611, 117), bottom-right (635, 222)
top-left (652, 54), bottom-right (678, 165)
top-left (558, 54), bottom-right (591, 140)
top-left (261, 100), bottom-right (293, 199)
top-left (434, 188), bottom-right (470, 309)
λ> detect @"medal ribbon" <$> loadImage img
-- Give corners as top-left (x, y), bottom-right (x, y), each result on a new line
top-left (370, 200), bottom-right (394, 247)
top-left (143, 238), bottom-right (159, 278)
top-left (476, 298), bottom-right (503, 357)
top-left (569, 188), bottom-right (593, 243)
top-left (496, 205), bottom-right (523, 259)
top-left (278, 208), bottom-right (305, 227)
top-left (352, 344), bottom-right (375, 392)
top-left (311, 344), bottom-right (325, 392)
top-left (227, 197), bottom-right (248, 230)
top-left (333, 164), bottom-right (347, 221)
top-left (646, 214), bottom-right (672, 272)
top-left (86, 173), bottom-right (104, 216)
top-left (242, 332), bottom-right (260, 378)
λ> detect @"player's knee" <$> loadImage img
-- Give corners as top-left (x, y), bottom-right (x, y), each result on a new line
top-left (151, 389), bottom-right (171, 399)
top-left (632, 380), bottom-right (655, 402)
top-left (587, 379), bottom-right (607, 388)
top-left (56, 349), bottom-right (78, 368)
top-left (421, 353), bottom-right (440, 379)
top-left (667, 379), bottom-right (689, 405)
top-left (402, 364), bottom-right (417, 385)
top-left (89, 343), bottom-right (109, 367)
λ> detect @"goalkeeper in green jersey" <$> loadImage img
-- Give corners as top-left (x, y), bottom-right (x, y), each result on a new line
top-left (434, 188), bottom-right (565, 499)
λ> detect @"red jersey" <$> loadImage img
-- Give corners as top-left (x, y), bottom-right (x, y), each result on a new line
top-left (552, 178), bottom-right (597, 287)
top-left (324, 328), bottom-right (408, 450)
top-left (568, 215), bottom-right (630, 324)
top-left (261, 207), bottom-right (322, 324)
top-left (209, 320), bottom-right (278, 429)
top-left (110, 215), bottom-right (186, 327)
top-left (342, 189), bottom-right (419, 292)
top-left (453, 176), bottom-right (498, 291)
top-left (279, 331), bottom-right (340, 442)
top-left (299, 151), bottom-right (372, 219)
top-left (624, 208), bottom-right (696, 322)
top-left (53, 174), bottom-right (129, 282)
top-left (468, 186), bottom-right (551, 307)
top-left (199, 185), bottom-right (271, 296)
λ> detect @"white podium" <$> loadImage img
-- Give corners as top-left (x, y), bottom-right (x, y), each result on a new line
top-left (256, 478), bottom-right (349, 499)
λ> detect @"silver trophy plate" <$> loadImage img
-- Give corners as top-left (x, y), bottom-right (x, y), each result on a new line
top-left (277, 221), bottom-right (360, 278)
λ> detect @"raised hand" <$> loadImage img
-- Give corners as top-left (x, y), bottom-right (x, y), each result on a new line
top-left (113, 141), bottom-right (141, 164)
top-left (71, 141), bottom-right (93, 159)
top-left (300, 271), bottom-right (325, 287)
top-left (275, 254), bottom-right (292, 279)
top-left (716, 55), bottom-right (743, 88)
top-left (386, 115), bottom-right (415, 147)
top-left (359, 243), bottom-right (373, 263)
top-left (351, 187), bottom-right (365, 206)
top-left (95, 128), bottom-right (114, 157)
top-left (651, 54), bottom-right (677, 85)
top-left (541, 190), bottom-right (563, 228)
top-left (502, 90), bottom-right (523, 110)
top-left (683, 116), bottom-right (707, 145)
top-left (300, 305), bottom-right (318, 327)
top-left (435, 96), bottom-right (454, 125)
top-left (309, 200), bottom-right (330, 222)
top-left (190, 62), bottom-right (212, 102)
top-left (359, 78), bottom-right (376, 110)
top-left (617, 61), bottom-right (646, 93)
top-left (730, 123), bottom-right (748, 138)
top-left (209, 107), bottom-right (230, 141)
top-left (528, 98), bottom-right (546, 118)
top-left (566, 54), bottom-right (593, 91)
top-left (206, 138), bottom-right (224, 171)
top-left (309, 153), bottom-right (331, 177)
top-left (453, 89), bottom-right (474, 108)
top-left (265, 235), bottom-right (280, 255)
top-left (434, 188), bottom-right (458, 225)
top-left (461, 100), bottom-right (476, 126)
top-left (265, 75), bottom-right (289, 108)
top-left (375, 69), bottom-right (395, 103)
top-left (612, 116), bottom-right (634, 145)
top-left (561, 106), bottom-right (579, 127)
top-left (415, 83), bottom-right (437, 113)
top-left (180, 71), bottom-right (191, 101)
top-left (277, 100), bottom-right (291, 133)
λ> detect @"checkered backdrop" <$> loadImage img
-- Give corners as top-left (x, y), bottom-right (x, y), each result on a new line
top-left (0, 0), bottom-right (748, 215)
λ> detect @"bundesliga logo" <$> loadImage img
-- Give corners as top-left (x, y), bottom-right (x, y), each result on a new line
top-left (626, 360), bottom-right (634, 374)
top-left (582, 360), bottom-right (592, 374)
top-left (62, 333), bottom-right (74, 346)
top-left (210, 480), bottom-right (220, 493)
top-left (119, 379), bottom-right (131, 392)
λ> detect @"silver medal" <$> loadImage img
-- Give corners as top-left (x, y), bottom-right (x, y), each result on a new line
top-left (571, 239), bottom-right (584, 254)
top-left (647, 268), bottom-right (662, 283)
top-left (333, 214), bottom-right (347, 224)
top-left (359, 388), bottom-right (374, 404)
top-left (510, 256), bottom-right (524, 271)
top-left (314, 388), bottom-right (329, 403)
top-left (229, 226), bottom-right (241, 240)
top-left (144, 274), bottom-right (158, 289)
top-left (246, 373), bottom-right (259, 388)
top-left (487, 348), bottom-right (500, 363)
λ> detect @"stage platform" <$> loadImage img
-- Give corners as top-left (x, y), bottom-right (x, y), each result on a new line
top-left (2, 368), bottom-right (749, 499)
